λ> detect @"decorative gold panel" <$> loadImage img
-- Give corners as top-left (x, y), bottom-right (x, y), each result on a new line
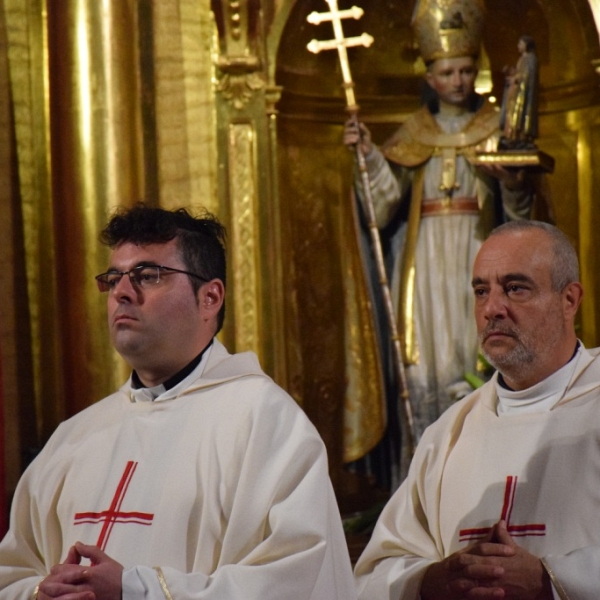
top-left (577, 126), bottom-right (596, 343)
top-left (228, 123), bottom-right (261, 354)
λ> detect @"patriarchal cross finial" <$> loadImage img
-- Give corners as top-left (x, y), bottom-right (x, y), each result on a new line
top-left (306, 1), bottom-right (373, 110)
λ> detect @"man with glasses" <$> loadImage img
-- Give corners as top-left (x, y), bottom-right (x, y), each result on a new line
top-left (0, 204), bottom-right (356, 600)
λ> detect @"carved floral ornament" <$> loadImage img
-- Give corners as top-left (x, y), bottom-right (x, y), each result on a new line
top-left (214, 0), bottom-right (266, 110)
top-left (216, 69), bottom-right (265, 110)
top-left (214, 53), bottom-right (265, 113)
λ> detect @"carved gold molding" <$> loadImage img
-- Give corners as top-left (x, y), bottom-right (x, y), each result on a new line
top-left (228, 122), bottom-right (261, 353)
top-left (215, 0), bottom-right (266, 110)
top-left (216, 69), bottom-right (265, 110)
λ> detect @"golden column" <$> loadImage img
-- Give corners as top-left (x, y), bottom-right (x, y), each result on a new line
top-left (47, 0), bottom-right (143, 419)
top-left (4, 0), bottom-right (62, 447)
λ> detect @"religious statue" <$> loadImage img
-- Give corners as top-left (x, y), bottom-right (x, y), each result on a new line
top-left (499, 35), bottom-right (539, 150)
top-left (344, 0), bottom-right (535, 455)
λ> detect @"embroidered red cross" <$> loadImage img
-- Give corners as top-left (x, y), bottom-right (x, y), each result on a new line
top-left (74, 461), bottom-right (154, 551)
top-left (459, 475), bottom-right (546, 543)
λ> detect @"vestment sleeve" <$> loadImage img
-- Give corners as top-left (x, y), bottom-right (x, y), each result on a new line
top-left (500, 179), bottom-right (534, 221)
top-left (353, 146), bottom-right (411, 228)
top-left (0, 456), bottom-right (54, 599)
top-left (354, 428), bottom-right (446, 600)
top-left (543, 548), bottom-right (600, 600)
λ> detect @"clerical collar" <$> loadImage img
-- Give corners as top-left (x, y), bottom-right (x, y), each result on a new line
top-left (130, 339), bottom-right (214, 402)
top-left (496, 341), bottom-right (581, 416)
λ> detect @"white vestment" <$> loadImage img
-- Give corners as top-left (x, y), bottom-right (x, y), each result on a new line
top-left (355, 345), bottom-right (600, 600)
top-left (357, 105), bottom-right (532, 439)
top-left (0, 340), bottom-right (357, 600)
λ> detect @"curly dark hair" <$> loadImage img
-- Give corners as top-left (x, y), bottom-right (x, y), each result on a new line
top-left (101, 203), bottom-right (227, 331)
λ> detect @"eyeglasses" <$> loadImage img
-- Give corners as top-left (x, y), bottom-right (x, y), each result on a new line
top-left (95, 265), bottom-right (207, 292)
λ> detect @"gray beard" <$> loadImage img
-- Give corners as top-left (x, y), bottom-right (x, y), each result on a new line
top-left (482, 342), bottom-right (535, 376)
top-left (478, 320), bottom-right (537, 379)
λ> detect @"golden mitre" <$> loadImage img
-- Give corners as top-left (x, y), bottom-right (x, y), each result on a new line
top-left (412, 0), bottom-right (485, 63)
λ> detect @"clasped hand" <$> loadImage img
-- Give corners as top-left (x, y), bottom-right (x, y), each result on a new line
top-left (419, 520), bottom-right (553, 600)
top-left (343, 118), bottom-right (373, 156)
top-left (37, 542), bottom-right (123, 600)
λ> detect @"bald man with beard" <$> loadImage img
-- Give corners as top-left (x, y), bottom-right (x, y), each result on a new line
top-left (355, 221), bottom-right (600, 600)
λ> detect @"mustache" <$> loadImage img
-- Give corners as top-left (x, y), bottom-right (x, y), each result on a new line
top-left (479, 322), bottom-right (518, 342)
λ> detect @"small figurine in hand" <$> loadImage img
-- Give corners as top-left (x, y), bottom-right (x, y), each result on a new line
top-left (499, 35), bottom-right (539, 150)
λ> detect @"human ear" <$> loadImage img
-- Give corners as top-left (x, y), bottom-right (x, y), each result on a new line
top-left (562, 281), bottom-right (583, 318)
top-left (199, 279), bottom-right (225, 319)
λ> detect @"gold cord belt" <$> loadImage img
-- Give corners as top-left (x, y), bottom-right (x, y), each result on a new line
top-left (421, 197), bottom-right (479, 217)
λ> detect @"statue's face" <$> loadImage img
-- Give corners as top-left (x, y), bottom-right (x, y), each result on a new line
top-left (425, 56), bottom-right (477, 107)
top-left (517, 39), bottom-right (527, 53)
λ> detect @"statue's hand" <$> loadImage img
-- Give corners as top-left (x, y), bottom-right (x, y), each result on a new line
top-left (479, 165), bottom-right (526, 191)
top-left (343, 118), bottom-right (373, 156)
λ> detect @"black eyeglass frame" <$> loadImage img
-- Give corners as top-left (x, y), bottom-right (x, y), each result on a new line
top-left (95, 264), bottom-right (208, 292)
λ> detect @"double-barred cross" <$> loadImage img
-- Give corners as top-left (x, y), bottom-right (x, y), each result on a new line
top-left (306, 0), bottom-right (373, 110)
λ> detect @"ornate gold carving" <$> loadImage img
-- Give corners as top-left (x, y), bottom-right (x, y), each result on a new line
top-left (227, 0), bottom-right (242, 41)
top-left (472, 149), bottom-right (555, 172)
top-left (216, 55), bottom-right (260, 71)
top-left (228, 123), bottom-right (261, 354)
top-left (265, 85), bottom-right (283, 115)
top-left (216, 70), bottom-right (264, 110)
top-left (215, 0), bottom-right (264, 111)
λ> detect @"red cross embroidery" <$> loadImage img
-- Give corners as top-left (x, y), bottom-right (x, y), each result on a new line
top-left (459, 475), bottom-right (546, 543)
top-left (74, 461), bottom-right (154, 551)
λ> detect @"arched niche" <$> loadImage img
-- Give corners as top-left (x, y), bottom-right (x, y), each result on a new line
top-left (274, 0), bottom-right (600, 119)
